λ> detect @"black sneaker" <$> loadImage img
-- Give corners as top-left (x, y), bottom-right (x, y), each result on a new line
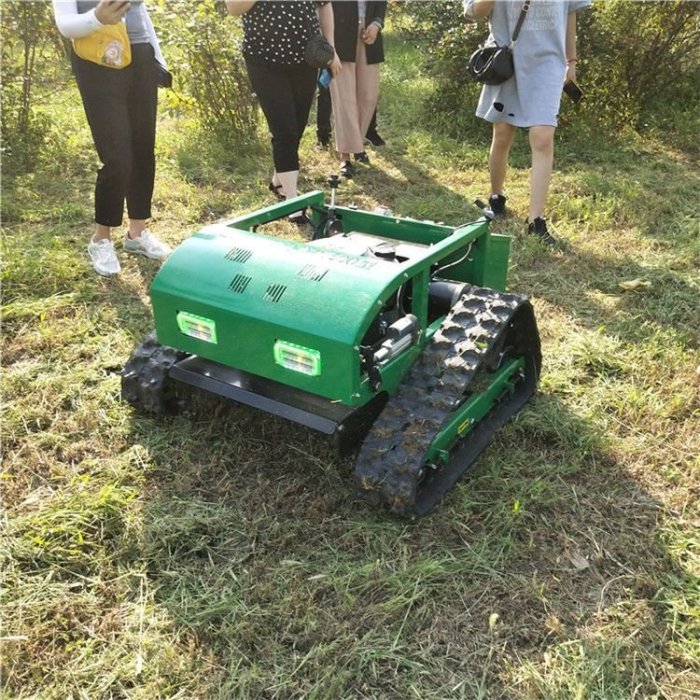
top-left (527, 217), bottom-right (557, 247)
top-left (365, 130), bottom-right (386, 147)
top-left (488, 193), bottom-right (507, 218)
top-left (340, 160), bottom-right (354, 178)
top-left (354, 151), bottom-right (370, 164)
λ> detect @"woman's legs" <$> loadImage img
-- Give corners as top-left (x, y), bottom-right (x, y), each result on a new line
top-left (355, 42), bottom-right (380, 145)
top-left (72, 54), bottom-right (132, 235)
top-left (73, 46), bottom-right (160, 243)
top-left (528, 125), bottom-right (555, 221)
top-left (246, 60), bottom-right (316, 199)
top-left (283, 62), bottom-right (317, 198)
top-left (488, 121), bottom-right (516, 197)
top-left (330, 60), bottom-right (359, 161)
top-left (331, 35), bottom-right (380, 164)
top-left (125, 44), bottom-right (158, 237)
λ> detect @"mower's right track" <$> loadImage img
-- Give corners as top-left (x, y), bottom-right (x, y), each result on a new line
top-left (354, 286), bottom-right (541, 519)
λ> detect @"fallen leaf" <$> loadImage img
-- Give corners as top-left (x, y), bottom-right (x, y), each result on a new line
top-left (489, 612), bottom-right (499, 630)
top-left (568, 550), bottom-right (590, 571)
top-left (619, 278), bottom-right (652, 291)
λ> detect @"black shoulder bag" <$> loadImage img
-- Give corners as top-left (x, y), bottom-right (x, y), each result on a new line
top-left (468, 0), bottom-right (530, 85)
top-left (304, 32), bottom-right (335, 69)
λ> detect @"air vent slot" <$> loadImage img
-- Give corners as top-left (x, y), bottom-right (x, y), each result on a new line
top-left (225, 247), bottom-right (253, 263)
top-left (229, 274), bottom-right (252, 293)
top-left (298, 264), bottom-right (328, 282)
top-left (263, 284), bottom-right (287, 303)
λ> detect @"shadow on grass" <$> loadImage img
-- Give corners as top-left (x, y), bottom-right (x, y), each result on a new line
top-left (331, 144), bottom-right (488, 230)
top-left (124, 382), bottom-right (693, 697)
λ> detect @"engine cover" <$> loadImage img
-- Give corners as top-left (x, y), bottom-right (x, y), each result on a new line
top-left (151, 225), bottom-right (409, 403)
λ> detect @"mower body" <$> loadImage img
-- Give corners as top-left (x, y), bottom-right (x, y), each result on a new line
top-left (151, 192), bottom-right (510, 406)
top-left (124, 191), bottom-right (540, 517)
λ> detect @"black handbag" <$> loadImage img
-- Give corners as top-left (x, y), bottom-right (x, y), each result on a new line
top-left (304, 32), bottom-right (335, 69)
top-left (469, 1), bottom-right (530, 85)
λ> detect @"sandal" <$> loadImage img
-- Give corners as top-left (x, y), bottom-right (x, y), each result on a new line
top-left (268, 181), bottom-right (285, 201)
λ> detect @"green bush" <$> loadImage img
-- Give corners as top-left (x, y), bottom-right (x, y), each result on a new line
top-left (1, 1), bottom-right (64, 173)
top-left (151, 0), bottom-right (258, 146)
top-left (396, 0), bottom-right (700, 147)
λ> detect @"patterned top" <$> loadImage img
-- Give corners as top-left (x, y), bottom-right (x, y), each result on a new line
top-left (242, 1), bottom-right (327, 65)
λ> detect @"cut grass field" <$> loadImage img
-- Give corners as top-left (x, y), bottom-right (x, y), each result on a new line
top-left (2, 33), bottom-right (699, 699)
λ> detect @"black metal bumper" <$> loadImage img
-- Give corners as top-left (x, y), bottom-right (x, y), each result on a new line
top-left (169, 356), bottom-right (386, 455)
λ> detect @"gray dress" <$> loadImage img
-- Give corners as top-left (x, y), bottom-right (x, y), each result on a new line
top-left (464, 0), bottom-right (591, 127)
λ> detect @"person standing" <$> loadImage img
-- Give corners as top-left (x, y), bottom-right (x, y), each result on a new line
top-left (52, 0), bottom-right (172, 276)
top-left (316, 85), bottom-right (385, 150)
top-left (330, 0), bottom-right (387, 178)
top-left (464, 0), bottom-right (590, 246)
top-left (226, 1), bottom-right (341, 221)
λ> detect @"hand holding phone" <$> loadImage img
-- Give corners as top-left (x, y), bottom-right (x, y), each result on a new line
top-left (563, 80), bottom-right (583, 104)
top-left (95, 1), bottom-right (130, 24)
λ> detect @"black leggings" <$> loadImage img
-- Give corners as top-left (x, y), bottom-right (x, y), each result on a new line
top-left (71, 43), bottom-right (158, 227)
top-left (245, 58), bottom-right (317, 173)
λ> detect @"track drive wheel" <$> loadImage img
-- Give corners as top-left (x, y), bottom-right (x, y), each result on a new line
top-left (121, 331), bottom-right (188, 415)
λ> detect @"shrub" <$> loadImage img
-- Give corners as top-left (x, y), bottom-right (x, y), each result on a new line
top-left (151, 0), bottom-right (258, 146)
top-left (1, 1), bottom-right (63, 173)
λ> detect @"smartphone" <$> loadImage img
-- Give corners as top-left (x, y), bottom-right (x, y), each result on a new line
top-left (563, 80), bottom-right (583, 104)
top-left (317, 68), bottom-right (332, 90)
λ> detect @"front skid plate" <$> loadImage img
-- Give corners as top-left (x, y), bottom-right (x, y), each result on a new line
top-left (169, 356), bottom-right (387, 454)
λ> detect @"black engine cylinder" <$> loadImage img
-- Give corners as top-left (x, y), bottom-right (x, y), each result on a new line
top-left (428, 279), bottom-right (468, 320)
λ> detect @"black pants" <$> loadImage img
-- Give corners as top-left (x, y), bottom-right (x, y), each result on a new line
top-left (71, 43), bottom-right (158, 227)
top-left (245, 58), bottom-right (317, 173)
top-left (316, 86), bottom-right (378, 142)
top-left (316, 84), bottom-right (333, 142)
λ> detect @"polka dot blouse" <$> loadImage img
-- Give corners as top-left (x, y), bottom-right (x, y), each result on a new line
top-left (242, 1), bottom-right (329, 65)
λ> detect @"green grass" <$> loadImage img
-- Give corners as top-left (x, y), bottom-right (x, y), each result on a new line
top-left (2, 31), bottom-right (699, 699)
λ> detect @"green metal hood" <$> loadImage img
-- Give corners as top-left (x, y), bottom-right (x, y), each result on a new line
top-left (151, 224), bottom-right (404, 403)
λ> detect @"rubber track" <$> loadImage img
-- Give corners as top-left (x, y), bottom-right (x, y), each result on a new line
top-left (354, 286), bottom-right (538, 518)
top-left (121, 331), bottom-right (187, 415)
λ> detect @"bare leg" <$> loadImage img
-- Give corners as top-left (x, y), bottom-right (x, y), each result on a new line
top-left (528, 125), bottom-right (555, 221)
top-left (127, 219), bottom-right (147, 239)
top-left (489, 122), bottom-right (516, 197)
top-left (93, 223), bottom-right (111, 242)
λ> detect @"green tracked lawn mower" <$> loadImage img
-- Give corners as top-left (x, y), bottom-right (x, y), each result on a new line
top-left (122, 181), bottom-right (542, 518)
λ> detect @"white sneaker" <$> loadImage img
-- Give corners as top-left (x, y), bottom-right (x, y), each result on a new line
top-left (88, 237), bottom-right (121, 276)
top-left (123, 230), bottom-right (172, 260)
